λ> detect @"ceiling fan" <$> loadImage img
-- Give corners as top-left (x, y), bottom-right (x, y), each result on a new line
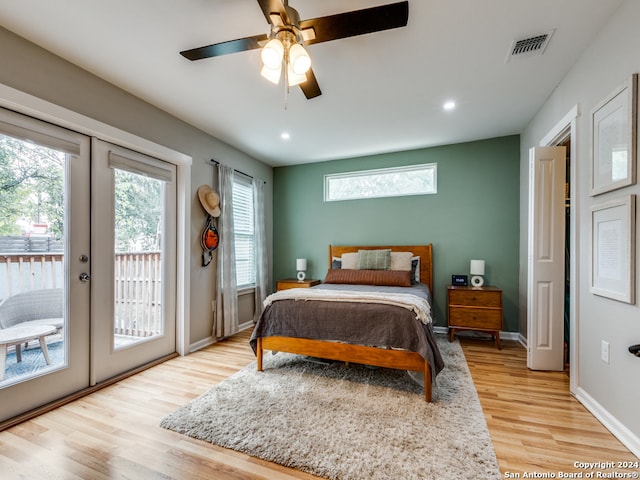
top-left (180, 0), bottom-right (409, 100)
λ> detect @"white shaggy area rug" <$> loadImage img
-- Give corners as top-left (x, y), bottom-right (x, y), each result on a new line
top-left (160, 336), bottom-right (501, 480)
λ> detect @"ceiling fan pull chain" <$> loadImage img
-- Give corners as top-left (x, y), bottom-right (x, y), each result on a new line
top-left (284, 61), bottom-right (289, 110)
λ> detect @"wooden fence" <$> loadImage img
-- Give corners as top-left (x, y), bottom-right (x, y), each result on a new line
top-left (0, 236), bottom-right (63, 253)
top-left (0, 250), bottom-right (162, 338)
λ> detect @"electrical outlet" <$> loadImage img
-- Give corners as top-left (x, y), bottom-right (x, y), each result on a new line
top-left (601, 340), bottom-right (610, 364)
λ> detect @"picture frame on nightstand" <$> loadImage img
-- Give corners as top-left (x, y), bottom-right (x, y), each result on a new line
top-left (451, 275), bottom-right (468, 286)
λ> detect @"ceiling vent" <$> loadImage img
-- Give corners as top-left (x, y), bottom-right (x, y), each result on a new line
top-left (505, 30), bottom-right (554, 63)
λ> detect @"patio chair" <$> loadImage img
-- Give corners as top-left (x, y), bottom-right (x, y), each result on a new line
top-left (0, 288), bottom-right (63, 329)
top-left (0, 288), bottom-right (64, 345)
top-left (0, 289), bottom-right (64, 378)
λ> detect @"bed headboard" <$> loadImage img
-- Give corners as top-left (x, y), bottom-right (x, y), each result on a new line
top-left (328, 244), bottom-right (433, 295)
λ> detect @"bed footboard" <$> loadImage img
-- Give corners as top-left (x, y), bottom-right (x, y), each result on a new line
top-left (256, 336), bottom-right (432, 402)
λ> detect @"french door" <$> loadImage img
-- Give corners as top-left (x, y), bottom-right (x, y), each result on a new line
top-left (90, 139), bottom-right (176, 384)
top-left (0, 112), bottom-right (177, 423)
top-left (0, 108), bottom-right (91, 421)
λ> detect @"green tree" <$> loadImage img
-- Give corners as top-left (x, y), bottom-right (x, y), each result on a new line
top-left (114, 169), bottom-right (162, 252)
top-left (0, 135), bottom-right (64, 237)
top-left (1, 133), bottom-right (162, 251)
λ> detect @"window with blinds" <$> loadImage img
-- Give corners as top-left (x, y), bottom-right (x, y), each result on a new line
top-left (233, 176), bottom-right (255, 288)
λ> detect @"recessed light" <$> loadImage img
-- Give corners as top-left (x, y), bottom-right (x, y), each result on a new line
top-left (443, 101), bottom-right (456, 111)
top-left (281, 132), bottom-right (290, 140)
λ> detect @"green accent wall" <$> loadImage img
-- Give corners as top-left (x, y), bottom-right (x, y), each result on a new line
top-left (273, 135), bottom-right (520, 331)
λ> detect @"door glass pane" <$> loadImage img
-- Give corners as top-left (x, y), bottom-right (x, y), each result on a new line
top-left (0, 133), bottom-right (67, 386)
top-left (113, 168), bottom-right (164, 349)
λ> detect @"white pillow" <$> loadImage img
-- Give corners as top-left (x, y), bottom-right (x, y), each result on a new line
top-left (341, 252), bottom-right (358, 269)
top-left (390, 251), bottom-right (413, 271)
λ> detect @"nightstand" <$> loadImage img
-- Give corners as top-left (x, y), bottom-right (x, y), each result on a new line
top-left (447, 285), bottom-right (503, 349)
top-left (276, 278), bottom-right (321, 291)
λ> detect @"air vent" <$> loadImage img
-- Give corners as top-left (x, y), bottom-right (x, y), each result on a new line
top-left (505, 30), bottom-right (554, 63)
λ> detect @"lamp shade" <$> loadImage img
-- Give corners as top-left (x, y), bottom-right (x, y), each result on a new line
top-left (296, 258), bottom-right (307, 271)
top-left (260, 64), bottom-right (282, 84)
top-left (289, 43), bottom-right (311, 75)
top-left (470, 259), bottom-right (485, 276)
top-left (286, 62), bottom-right (307, 86)
top-left (261, 38), bottom-right (284, 69)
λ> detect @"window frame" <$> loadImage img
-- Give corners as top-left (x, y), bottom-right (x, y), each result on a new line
top-left (323, 162), bottom-right (437, 202)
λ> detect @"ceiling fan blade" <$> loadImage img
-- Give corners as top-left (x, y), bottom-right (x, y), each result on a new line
top-left (180, 33), bottom-right (268, 61)
top-left (299, 1), bottom-right (409, 46)
top-left (299, 68), bottom-right (322, 99)
top-left (256, 0), bottom-right (290, 25)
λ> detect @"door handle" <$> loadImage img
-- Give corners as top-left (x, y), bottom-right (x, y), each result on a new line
top-left (629, 345), bottom-right (640, 357)
top-left (79, 272), bottom-right (91, 282)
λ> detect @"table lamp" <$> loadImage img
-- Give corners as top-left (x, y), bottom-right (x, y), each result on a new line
top-left (470, 259), bottom-right (485, 287)
top-left (296, 258), bottom-right (307, 281)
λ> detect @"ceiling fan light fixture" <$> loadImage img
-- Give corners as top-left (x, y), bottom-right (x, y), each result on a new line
top-left (180, 1), bottom-right (410, 101)
top-left (289, 43), bottom-right (311, 75)
top-left (261, 38), bottom-right (284, 69)
top-left (260, 64), bottom-right (282, 84)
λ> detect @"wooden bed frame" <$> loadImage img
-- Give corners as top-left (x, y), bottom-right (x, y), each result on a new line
top-left (256, 244), bottom-right (435, 401)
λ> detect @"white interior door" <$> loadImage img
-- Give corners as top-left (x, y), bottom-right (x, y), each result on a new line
top-left (0, 108), bottom-right (90, 422)
top-left (91, 139), bottom-right (176, 384)
top-left (527, 146), bottom-right (566, 370)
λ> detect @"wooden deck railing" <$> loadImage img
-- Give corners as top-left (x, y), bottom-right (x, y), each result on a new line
top-left (0, 252), bottom-right (162, 338)
top-left (114, 252), bottom-right (162, 338)
top-left (0, 253), bottom-right (64, 296)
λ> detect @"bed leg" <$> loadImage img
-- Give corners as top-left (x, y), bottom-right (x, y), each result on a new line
top-left (257, 338), bottom-right (263, 372)
top-left (424, 362), bottom-right (432, 402)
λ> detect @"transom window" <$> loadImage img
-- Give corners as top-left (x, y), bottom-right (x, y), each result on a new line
top-left (324, 163), bottom-right (437, 202)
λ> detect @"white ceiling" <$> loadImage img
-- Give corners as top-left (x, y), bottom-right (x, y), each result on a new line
top-left (0, 0), bottom-right (625, 167)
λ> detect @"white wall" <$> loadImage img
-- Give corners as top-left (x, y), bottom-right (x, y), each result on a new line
top-left (0, 26), bottom-right (272, 348)
top-left (520, 0), bottom-right (640, 452)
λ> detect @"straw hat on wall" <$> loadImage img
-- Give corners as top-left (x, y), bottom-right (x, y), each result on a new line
top-left (197, 185), bottom-right (221, 217)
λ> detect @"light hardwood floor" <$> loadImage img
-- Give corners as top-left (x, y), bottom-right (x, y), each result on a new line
top-left (462, 336), bottom-right (638, 474)
top-left (0, 330), bottom-right (636, 479)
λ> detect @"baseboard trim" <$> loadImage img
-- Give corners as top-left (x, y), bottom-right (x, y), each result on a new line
top-left (190, 335), bottom-right (215, 353)
top-left (433, 326), bottom-right (519, 341)
top-left (189, 322), bottom-right (255, 353)
top-left (575, 387), bottom-right (640, 458)
top-left (517, 333), bottom-right (528, 349)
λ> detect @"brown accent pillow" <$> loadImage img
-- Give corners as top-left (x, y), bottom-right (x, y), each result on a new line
top-left (324, 269), bottom-right (412, 287)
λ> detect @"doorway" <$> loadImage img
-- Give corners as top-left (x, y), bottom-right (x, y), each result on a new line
top-left (0, 107), bottom-right (91, 421)
top-left (560, 137), bottom-right (571, 370)
top-left (90, 139), bottom-right (177, 384)
top-left (527, 105), bottom-right (578, 393)
top-left (0, 109), bottom-right (178, 423)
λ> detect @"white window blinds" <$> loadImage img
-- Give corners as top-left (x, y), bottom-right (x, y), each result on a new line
top-left (232, 176), bottom-right (255, 288)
